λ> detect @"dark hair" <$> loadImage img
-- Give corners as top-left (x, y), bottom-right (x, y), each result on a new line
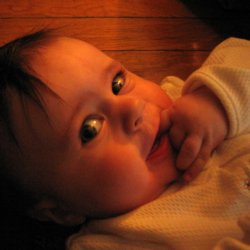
top-left (0, 29), bottom-right (58, 215)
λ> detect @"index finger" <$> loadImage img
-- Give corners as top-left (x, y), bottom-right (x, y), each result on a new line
top-left (183, 144), bottom-right (211, 182)
top-left (176, 134), bottom-right (202, 170)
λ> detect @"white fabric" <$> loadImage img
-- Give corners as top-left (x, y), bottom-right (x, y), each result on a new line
top-left (67, 38), bottom-right (250, 250)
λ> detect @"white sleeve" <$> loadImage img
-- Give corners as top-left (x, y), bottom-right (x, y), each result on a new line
top-left (213, 238), bottom-right (250, 250)
top-left (183, 38), bottom-right (250, 138)
top-left (213, 212), bottom-right (250, 250)
top-left (67, 233), bottom-right (166, 250)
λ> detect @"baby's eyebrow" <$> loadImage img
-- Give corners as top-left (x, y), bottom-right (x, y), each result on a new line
top-left (104, 60), bottom-right (122, 76)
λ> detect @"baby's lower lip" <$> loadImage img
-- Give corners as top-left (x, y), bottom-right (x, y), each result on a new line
top-left (147, 134), bottom-right (168, 161)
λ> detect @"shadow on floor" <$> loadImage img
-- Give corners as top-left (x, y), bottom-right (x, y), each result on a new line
top-left (180, 0), bottom-right (250, 39)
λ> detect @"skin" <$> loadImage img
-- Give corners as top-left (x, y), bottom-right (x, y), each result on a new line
top-left (7, 37), bottom-right (228, 225)
top-left (167, 86), bottom-right (228, 181)
top-left (10, 37), bottom-right (179, 222)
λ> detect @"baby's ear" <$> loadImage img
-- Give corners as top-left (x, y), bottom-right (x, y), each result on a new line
top-left (28, 199), bottom-right (86, 226)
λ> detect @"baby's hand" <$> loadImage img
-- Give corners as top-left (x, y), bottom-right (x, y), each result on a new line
top-left (165, 86), bottom-right (228, 182)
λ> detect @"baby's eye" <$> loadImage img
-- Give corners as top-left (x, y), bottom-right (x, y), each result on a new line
top-left (80, 117), bottom-right (103, 144)
top-left (112, 71), bottom-right (126, 95)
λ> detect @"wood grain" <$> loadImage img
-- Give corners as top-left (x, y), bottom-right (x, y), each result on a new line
top-left (107, 50), bottom-right (209, 82)
top-left (0, 0), bottom-right (249, 82)
top-left (0, 18), bottom-right (222, 50)
top-left (0, 0), bottom-right (210, 17)
top-left (0, 0), bottom-right (247, 18)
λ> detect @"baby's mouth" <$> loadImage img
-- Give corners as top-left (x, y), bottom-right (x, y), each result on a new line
top-left (146, 108), bottom-right (170, 161)
top-left (147, 133), bottom-right (167, 161)
top-left (148, 135), bottom-right (161, 157)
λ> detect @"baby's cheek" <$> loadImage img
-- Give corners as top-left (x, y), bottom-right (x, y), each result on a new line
top-left (149, 82), bottom-right (173, 108)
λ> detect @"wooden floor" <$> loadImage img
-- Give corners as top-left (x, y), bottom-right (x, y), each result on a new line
top-left (1, 0), bottom-right (250, 84)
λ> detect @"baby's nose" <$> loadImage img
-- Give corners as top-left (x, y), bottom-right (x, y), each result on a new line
top-left (122, 97), bottom-right (145, 134)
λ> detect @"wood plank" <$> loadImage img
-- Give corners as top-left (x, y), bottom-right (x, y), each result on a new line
top-left (0, 0), bottom-right (209, 18)
top-left (0, 18), bottom-right (224, 50)
top-left (107, 51), bottom-right (209, 82)
top-left (1, 0), bottom-right (247, 18)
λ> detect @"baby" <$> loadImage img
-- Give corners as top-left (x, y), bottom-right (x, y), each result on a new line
top-left (0, 31), bottom-right (249, 249)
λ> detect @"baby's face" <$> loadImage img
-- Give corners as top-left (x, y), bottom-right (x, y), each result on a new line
top-left (13, 37), bottom-right (178, 218)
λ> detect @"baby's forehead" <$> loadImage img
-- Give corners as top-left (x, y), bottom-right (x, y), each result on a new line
top-left (41, 36), bottom-right (105, 58)
top-left (32, 36), bottom-right (113, 78)
top-left (27, 36), bottom-right (119, 119)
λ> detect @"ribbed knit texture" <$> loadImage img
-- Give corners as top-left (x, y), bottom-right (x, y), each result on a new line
top-left (184, 38), bottom-right (250, 138)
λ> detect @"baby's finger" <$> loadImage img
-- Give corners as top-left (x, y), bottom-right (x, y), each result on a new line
top-left (183, 158), bottom-right (205, 182)
top-left (159, 109), bottom-right (172, 132)
top-left (183, 144), bottom-right (211, 182)
top-left (176, 135), bottom-right (202, 170)
top-left (169, 126), bottom-right (186, 149)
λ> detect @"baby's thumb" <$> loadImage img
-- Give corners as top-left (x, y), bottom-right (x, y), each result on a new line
top-left (159, 109), bottom-right (171, 133)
